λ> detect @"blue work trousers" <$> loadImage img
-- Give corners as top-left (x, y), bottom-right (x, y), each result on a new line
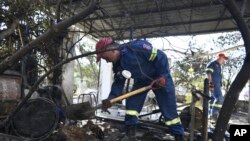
top-left (210, 84), bottom-right (224, 117)
top-left (125, 83), bottom-right (184, 135)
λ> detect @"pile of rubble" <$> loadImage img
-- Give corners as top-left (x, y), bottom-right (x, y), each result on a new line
top-left (49, 118), bottom-right (179, 141)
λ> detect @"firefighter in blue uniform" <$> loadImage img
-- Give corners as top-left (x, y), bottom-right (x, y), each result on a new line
top-left (96, 37), bottom-right (185, 141)
top-left (206, 53), bottom-right (228, 121)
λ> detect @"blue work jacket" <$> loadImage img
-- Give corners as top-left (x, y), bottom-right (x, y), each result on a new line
top-left (206, 60), bottom-right (222, 85)
top-left (108, 40), bottom-right (173, 99)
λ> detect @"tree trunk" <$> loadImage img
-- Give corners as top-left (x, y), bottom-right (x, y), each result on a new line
top-left (213, 0), bottom-right (250, 140)
top-left (0, 0), bottom-right (97, 73)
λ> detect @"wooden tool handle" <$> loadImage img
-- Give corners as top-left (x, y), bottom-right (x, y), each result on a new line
top-left (110, 85), bottom-right (151, 104)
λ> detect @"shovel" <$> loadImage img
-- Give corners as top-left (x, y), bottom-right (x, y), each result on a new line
top-left (65, 84), bottom-right (152, 120)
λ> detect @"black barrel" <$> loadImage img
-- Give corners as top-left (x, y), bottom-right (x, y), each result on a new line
top-left (11, 97), bottom-right (59, 140)
top-left (179, 106), bottom-right (203, 131)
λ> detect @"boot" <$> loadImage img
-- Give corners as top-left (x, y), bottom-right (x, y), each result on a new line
top-left (174, 134), bottom-right (186, 141)
top-left (121, 125), bottom-right (136, 141)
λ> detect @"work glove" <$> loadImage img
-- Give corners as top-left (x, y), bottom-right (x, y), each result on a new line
top-left (102, 99), bottom-right (112, 111)
top-left (151, 77), bottom-right (166, 89)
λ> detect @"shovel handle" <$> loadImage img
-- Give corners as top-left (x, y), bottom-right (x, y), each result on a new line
top-left (110, 85), bottom-right (152, 104)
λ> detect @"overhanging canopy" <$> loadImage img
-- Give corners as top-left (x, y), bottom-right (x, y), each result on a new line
top-left (66, 0), bottom-right (250, 40)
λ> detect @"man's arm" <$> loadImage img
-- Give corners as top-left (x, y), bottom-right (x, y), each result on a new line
top-left (207, 73), bottom-right (212, 82)
top-left (206, 62), bottom-right (215, 91)
top-left (102, 71), bottom-right (126, 110)
top-left (206, 62), bottom-right (214, 82)
top-left (108, 78), bottom-right (126, 99)
top-left (153, 50), bottom-right (171, 79)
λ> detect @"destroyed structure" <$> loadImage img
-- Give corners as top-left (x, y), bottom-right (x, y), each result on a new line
top-left (1, 0), bottom-right (250, 140)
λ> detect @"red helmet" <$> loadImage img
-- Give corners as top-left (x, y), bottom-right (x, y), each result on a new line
top-left (218, 53), bottom-right (228, 60)
top-left (96, 37), bottom-right (113, 62)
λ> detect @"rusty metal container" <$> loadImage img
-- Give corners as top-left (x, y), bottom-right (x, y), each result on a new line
top-left (0, 74), bottom-right (22, 118)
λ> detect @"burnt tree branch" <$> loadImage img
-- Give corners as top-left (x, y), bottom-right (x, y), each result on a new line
top-left (0, 0), bottom-right (98, 73)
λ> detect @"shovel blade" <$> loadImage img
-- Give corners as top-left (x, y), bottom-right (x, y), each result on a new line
top-left (65, 102), bottom-right (95, 120)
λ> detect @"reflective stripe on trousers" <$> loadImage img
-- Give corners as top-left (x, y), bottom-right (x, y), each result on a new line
top-left (165, 117), bottom-right (181, 126)
top-left (126, 110), bottom-right (139, 117)
top-left (211, 103), bottom-right (222, 108)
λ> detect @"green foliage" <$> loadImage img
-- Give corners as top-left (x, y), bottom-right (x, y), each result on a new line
top-left (0, 0), bottom-right (70, 84)
top-left (0, 0), bottom-right (53, 62)
top-left (172, 35), bottom-right (209, 92)
top-left (74, 41), bottom-right (99, 89)
top-left (82, 64), bottom-right (98, 88)
top-left (172, 52), bottom-right (208, 92)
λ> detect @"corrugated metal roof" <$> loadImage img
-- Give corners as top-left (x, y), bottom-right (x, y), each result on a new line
top-left (68, 0), bottom-right (250, 40)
